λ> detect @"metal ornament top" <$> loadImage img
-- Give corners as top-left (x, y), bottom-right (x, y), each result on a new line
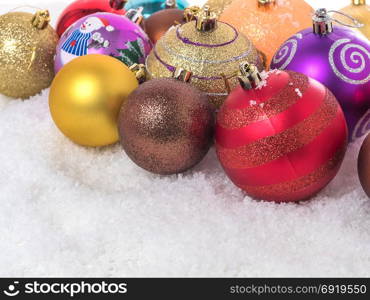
top-left (238, 62), bottom-right (262, 90)
top-left (313, 8), bottom-right (364, 35)
top-left (196, 5), bottom-right (217, 32)
top-left (352, 0), bottom-right (366, 5)
top-left (31, 10), bottom-right (50, 29)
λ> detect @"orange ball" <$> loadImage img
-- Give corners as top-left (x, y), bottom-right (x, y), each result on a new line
top-left (220, 0), bottom-right (313, 66)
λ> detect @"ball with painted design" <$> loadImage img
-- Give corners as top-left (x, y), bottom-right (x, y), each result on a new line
top-left (55, 0), bottom-right (127, 37)
top-left (215, 70), bottom-right (348, 202)
top-left (55, 12), bottom-right (151, 73)
top-left (146, 19), bottom-right (264, 109)
top-left (270, 25), bottom-right (370, 141)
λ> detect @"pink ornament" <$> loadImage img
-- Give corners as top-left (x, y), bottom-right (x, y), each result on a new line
top-left (55, 12), bottom-right (151, 72)
top-left (216, 63), bottom-right (348, 202)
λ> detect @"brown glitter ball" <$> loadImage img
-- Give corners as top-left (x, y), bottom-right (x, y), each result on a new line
top-left (0, 12), bottom-right (58, 99)
top-left (145, 9), bottom-right (186, 44)
top-left (358, 133), bottom-right (370, 198)
top-left (118, 78), bottom-right (215, 175)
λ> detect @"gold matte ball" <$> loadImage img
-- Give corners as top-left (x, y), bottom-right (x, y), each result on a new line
top-left (0, 12), bottom-right (58, 99)
top-left (146, 20), bottom-right (264, 108)
top-left (339, 0), bottom-right (370, 40)
top-left (49, 54), bottom-right (139, 147)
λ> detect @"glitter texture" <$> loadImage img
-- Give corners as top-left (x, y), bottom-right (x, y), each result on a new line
top-left (215, 70), bottom-right (348, 202)
top-left (146, 20), bottom-right (264, 108)
top-left (118, 78), bottom-right (214, 175)
top-left (237, 144), bottom-right (347, 202)
top-left (0, 12), bottom-right (58, 99)
top-left (220, 0), bottom-right (313, 66)
top-left (218, 71), bottom-right (309, 129)
top-left (270, 26), bottom-right (370, 141)
top-left (328, 38), bottom-right (370, 85)
top-left (217, 89), bottom-right (339, 169)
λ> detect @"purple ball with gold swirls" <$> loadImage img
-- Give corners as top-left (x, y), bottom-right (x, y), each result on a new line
top-left (270, 26), bottom-right (370, 141)
top-left (55, 12), bottom-right (152, 72)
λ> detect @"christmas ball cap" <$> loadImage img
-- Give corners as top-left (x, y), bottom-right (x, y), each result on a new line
top-left (165, 0), bottom-right (178, 9)
top-left (195, 5), bottom-right (217, 32)
top-left (257, 0), bottom-right (275, 6)
top-left (31, 9), bottom-right (50, 29)
top-left (184, 6), bottom-right (201, 22)
top-left (129, 63), bottom-right (147, 83)
top-left (353, 0), bottom-right (366, 5)
top-left (125, 6), bottom-right (144, 25)
top-left (173, 67), bottom-right (192, 82)
top-left (109, 0), bottom-right (127, 10)
top-left (237, 62), bottom-right (262, 90)
top-left (312, 8), bottom-right (364, 35)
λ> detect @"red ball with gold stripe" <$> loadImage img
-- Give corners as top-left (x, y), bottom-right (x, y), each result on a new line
top-left (215, 63), bottom-right (348, 202)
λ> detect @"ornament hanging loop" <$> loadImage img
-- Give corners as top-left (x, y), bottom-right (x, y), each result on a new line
top-left (312, 8), bottom-right (363, 35)
top-left (238, 62), bottom-right (262, 90)
top-left (31, 10), bottom-right (50, 29)
top-left (173, 68), bottom-right (192, 83)
top-left (328, 10), bottom-right (364, 28)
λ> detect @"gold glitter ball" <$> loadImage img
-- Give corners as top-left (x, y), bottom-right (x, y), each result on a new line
top-left (0, 11), bottom-right (58, 99)
top-left (146, 19), bottom-right (265, 108)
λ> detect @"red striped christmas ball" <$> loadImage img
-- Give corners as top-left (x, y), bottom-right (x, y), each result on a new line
top-left (215, 70), bottom-right (348, 202)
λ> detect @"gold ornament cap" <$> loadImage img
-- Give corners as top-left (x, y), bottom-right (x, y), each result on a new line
top-left (258, 0), bottom-right (275, 6)
top-left (109, 0), bottom-right (127, 10)
top-left (238, 62), bottom-right (262, 90)
top-left (196, 5), bottom-right (217, 32)
top-left (312, 8), bottom-right (364, 35)
top-left (352, 0), bottom-right (366, 5)
top-left (184, 6), bottom-right (201, 22)
top-left (129, 63), bottom-right (146, 83)
top-left (173, 68), bottom-right (192, 82)
top-left (31, 10), bottom-right (50, 29)
top-left (125, 7), bottom-right (144, 25)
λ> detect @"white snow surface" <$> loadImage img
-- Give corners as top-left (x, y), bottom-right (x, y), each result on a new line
top-left (0, 0), bottom-right (369, 277)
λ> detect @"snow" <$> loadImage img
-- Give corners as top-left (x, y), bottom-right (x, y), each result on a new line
top-left (0, 0), bottom-right (369, 277)
top-left (295, 88), bottom-right (303, 98)
top-left (256, 70), bottom-right (270, 90)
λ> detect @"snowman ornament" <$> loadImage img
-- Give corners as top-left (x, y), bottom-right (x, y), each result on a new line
top-left (60, 16), bottom-right (114, 65)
